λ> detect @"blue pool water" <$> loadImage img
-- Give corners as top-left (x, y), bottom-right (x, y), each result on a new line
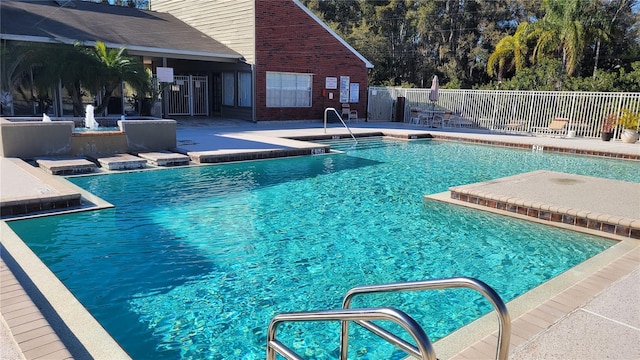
top-left (73, 126), bottom-right (121, 132)
top-left (9, 138), bottom-right (637, 359)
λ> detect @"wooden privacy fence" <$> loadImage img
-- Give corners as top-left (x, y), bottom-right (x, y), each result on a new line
top-left (367, 87), bottom-right (640, 139)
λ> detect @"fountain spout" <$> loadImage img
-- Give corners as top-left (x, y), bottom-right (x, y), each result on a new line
top-left (85, 104), bottom-right (99, 129)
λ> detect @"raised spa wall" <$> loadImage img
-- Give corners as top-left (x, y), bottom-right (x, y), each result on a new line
top-left (0, 118), bottom-right (177, 158)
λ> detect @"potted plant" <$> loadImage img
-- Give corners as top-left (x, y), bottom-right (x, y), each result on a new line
top-left (617, 108), bottom-right (640, 143)
top-left (600, 112), bottom-right (617, 141)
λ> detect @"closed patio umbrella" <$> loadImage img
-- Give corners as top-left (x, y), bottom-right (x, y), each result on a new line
top-left (428, 75), bottom-right (439, 123)
top-left (429, 75), bottom-right (439, 104)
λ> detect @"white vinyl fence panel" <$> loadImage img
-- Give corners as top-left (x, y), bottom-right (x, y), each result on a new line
top-left (368, 87), bottom-right (640, 139)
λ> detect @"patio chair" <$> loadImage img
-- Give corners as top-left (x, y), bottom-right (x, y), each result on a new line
top-left (442, 112), bottom-right (461, 127)
top-left (430, 112), bottom-right (445, 127)
top-left (341, 103), bottom-right (351, 120)
top-left (455, 114), bottom-right (475, 128)
top-left (348, 109), bottom-right (358, 122)
top-left (533, 118), bottom-right (569, 137)
top-left (503, 120), bottom-right (526, 132)
top-left (409, 107), bottom-right (424, 125)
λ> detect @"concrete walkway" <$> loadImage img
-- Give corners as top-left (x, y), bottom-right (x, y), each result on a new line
top-left (510, 267), bottom-right (640, 360)
top-left (1, 120), bottom-right (638, 359)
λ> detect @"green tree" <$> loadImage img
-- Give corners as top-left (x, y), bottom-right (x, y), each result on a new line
top-left (414, 0), bottom-right (540, 87)
top-left (3, 41), bottom-right (150, 116)
top-left (585, 0), bottom-right (639, 77)
top-left (528, 0), bottom-right (589, 77)
top-left (487, 58), bottom-right (565, 90)
top-left (369, 0), bottom-right (420, 85)
top-left (0, 41), bottom-right (30, 115)
top-left (27, 43), bottom-right (99, 116)
top-left (301, 0), bottom-right (638, 89)
top-left (487, 22), bottom-right (531, 80)
top-left (301, 0), bottom-right (362, 34)
top-left (90, 41), bottom-right (149, 115)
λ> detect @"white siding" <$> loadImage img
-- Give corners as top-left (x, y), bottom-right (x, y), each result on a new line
top-left (151, 0), bottom-right (255, 64)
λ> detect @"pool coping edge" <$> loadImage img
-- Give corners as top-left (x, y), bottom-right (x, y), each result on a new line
top-left (425, 191), bottom-right (640, 358)
top-left (0, 221), bottom-right (131, 359)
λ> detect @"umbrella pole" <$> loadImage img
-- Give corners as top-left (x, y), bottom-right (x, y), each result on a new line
top-left (431, 101), bottom-right (435, 125)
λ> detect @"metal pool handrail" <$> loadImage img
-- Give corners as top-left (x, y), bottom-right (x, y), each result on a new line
top-left (266, 307), bottom-right (437, 360)
top-left (341, 277), bottom-right (511, 360)
top-left (324, 107), bottom-right (358, 145)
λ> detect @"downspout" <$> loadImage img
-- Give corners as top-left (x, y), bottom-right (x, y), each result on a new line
top-left (162, 57), bottom-right (168, 118)
top-left (252, 0), bottom-right (257, 123)
top-left (252, 63), bottom-right (256, 123)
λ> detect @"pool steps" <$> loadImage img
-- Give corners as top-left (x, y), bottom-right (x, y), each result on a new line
top-left (137, 151), bottom-right (190, 167)
top-left (1, 151), bottom-right (191, 217)
top-left (317, 135), bottom-right (411, 151)
top-left (88, 153), bottom-right (148, 171)
top-left (36, 158), bottom-right (97, 175)
top-left (187, 146), bottom-right (330, 164)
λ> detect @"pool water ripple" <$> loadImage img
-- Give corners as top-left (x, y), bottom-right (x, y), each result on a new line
top-left (9, 138), bottom-right (636, 359)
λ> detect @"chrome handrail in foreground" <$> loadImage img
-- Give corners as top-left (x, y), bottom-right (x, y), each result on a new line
top-left (341, 277), bottom-right (511, 360)
top-left (323, 107), bottom-right (358, 145)
top-left (266, 307), bottom-right (437, 360)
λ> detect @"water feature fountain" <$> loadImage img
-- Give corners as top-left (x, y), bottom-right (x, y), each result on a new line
top-left (84, 104), bottom-right (99, 130)
top-left (2, 108), bottom-right (175, 158)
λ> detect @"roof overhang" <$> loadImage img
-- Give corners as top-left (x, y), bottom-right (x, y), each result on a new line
top-left (0, 34), bottom-right (244, 63)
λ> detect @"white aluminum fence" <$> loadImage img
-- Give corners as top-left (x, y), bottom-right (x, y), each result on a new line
top-left (368, 87), bottom-right (640, 139)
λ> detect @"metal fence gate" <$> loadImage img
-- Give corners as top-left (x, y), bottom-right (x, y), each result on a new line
top-left (168, 75), bottom-right (209, 116)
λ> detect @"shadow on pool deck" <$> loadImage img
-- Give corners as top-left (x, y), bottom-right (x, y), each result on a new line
top-left (1, 121), bottom-right (639, 359)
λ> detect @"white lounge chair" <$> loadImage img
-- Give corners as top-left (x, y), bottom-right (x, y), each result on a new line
top-left (534, 118), bottom-right (569, 137)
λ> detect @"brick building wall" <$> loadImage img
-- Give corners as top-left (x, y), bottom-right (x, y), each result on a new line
top-left (255, 0), bottom-right (369, 121)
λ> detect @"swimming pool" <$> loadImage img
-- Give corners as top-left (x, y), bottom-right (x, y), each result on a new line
top-left (9, 138), bottom-right (637, 359)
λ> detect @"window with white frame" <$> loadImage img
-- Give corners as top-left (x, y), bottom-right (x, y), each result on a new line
top-left (222, 72), bottom-right (235, 106)
top-left (238, 72), bottom-right (252, 107)
top-left (266, 72), bottom-right (312, 107)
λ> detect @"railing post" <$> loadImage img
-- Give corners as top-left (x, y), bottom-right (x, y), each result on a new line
top-left (323, 107), bottom-right (358, 144)
top-left (341, 277), bottom-right (511, 360)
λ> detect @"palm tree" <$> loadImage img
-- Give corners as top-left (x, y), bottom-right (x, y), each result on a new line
top-left (17, 41), bottom-right (149, 116)
top-left (1, 43), bottom-right (21, 115)
top-left (29, 43), bottom-right (100, 116)
top-left (529, 0), bottom-right (588, 76)
top-left (90, 41), bottom-right (150, 115)
top-left (487, 22), bottom-right (531, 80)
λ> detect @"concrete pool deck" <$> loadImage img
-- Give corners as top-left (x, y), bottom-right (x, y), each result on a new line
top-left (0, 120), bottom-right (638, 359)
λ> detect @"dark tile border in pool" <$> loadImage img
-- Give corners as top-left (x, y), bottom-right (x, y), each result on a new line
top-left (287, 131), bottom-right (386, 141)
top-left (429, 134), bottom-right (640, 160)
top-left (449, 190), bottom-right (639, 239)
top-left (1, 196), bottom-right (82, 218)
top-left (188, 132), bottom-right (436, 164)
top-left (189, 146), bottom-right (332, 163)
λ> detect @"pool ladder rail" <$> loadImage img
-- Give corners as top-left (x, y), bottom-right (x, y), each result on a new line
top-left (324, 107), bottom-right (358, 146)
top-left (267, 277), bottom-right (511, 360)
